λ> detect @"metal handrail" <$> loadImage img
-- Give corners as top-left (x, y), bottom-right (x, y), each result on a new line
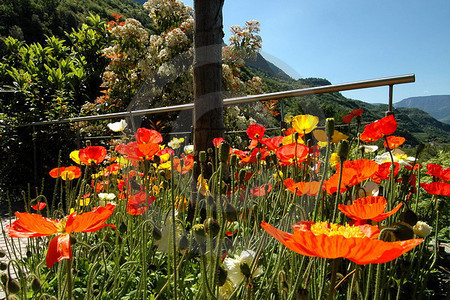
top-left (18, 73), bottom-right (415, 127)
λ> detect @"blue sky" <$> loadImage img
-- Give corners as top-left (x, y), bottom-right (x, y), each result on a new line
top-left (182, 0), bottom-right (450, 104)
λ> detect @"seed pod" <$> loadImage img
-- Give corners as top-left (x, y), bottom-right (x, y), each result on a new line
top-left (325, 118), bottom-right (335, 141)
top-left (199, 151), bottom-right (207, 163)
top-left (225, 203), bottom-right (237, 222)
top-left (7, 279), bottom-right (21, 294)
top-left (216, 265), bottom-right (228, 287)
top-left (219, 142), bottom-right (230, 163)
top-left (337, 140), bottom-right (349, 161)
top-left (204, 218), bottom-right (220, 237)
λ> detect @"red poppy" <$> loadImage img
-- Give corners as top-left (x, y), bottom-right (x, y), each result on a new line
top-left (127, 191), bottom-right (155, 215)
top-left (425, 163), bottom-right (450, 181)
top-left (213, 137), bottom-right (225, 148)
top-left (342, 108), bottom-right (363, 124)
top-left (338, 196), bottom-right (403, 222)
top-left (31, 202), bottom-right (46, 211)
top-left (260, 136), bottom-right (284, 151)
top-left (360, 115), bottom-right (397, 143)
top-left (421, 182), bottom-right (450, 196)
top-left (250, 183), bottom-right (272, 197)
top-left (116, 141), bottom-right (160, 161)
top-left (383, 136), bottom-right (405, 149)
top-left (261, 220), bottom-right (422, 265)
top-left (240, 148), bottom-right (269, 164)
top-left (7, 204), bottom-right (115, 267)
top-left (173, 154), bottom-right (194, 174)
top-left (49, 166), bottom-right (82, 180)
top-left (372, 162), bottom-right (400, 183)
top-left (246, 123), bottom-right (265, 141)
top-left (284, 179), bottom-right (321, 196)
top-left (79, 146), bottom-right (107, 165)
top-left (104, 163), bottom-right (121, 176)
top-left (135, 128), bottom-right (163, 144)
top-left (276, 143), bottom-right (309, 166)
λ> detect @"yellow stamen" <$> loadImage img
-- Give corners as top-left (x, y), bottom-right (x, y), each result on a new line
top-left (310, 222), bottom-right (365, 238)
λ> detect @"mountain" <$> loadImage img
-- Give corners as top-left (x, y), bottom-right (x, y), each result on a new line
top-left (395, 95), bottom-right (450, 124)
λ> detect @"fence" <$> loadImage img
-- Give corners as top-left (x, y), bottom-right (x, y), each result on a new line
top-left (15, 73), bottom-right (415, 184)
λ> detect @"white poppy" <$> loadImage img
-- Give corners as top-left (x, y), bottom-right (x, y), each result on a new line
top-left (224, 250), bottom-right (263, 287)
top-left (413, 221), bottom-right (432, 238)
top-left (107, 119), bottom-right (127, 132)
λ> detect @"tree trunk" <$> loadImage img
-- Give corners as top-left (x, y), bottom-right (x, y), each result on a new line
top-left (189, 0), bottom-right (225, 223)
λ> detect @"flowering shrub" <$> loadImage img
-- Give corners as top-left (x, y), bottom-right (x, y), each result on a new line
top-left (1, 112), bottom-right (447, 299)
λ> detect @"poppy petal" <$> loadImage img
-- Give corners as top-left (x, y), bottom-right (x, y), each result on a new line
top-left (8, 213), bottom-right (59, 238)
top-left (46, 234), bottom-right (72, 268)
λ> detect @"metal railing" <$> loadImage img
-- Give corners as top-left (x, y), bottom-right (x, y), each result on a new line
top-left (18, 73), bottom-right (415, 127)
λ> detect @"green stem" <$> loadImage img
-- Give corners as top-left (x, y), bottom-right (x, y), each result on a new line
top-left (66, 258), bottom-right (73, 300)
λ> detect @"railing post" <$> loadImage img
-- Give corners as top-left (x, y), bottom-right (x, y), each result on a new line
top-left (386, 84), bottom-right (394, 116)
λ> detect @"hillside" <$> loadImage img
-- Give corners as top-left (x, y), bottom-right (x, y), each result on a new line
top-left (395, 95), bottom-right (450, 124)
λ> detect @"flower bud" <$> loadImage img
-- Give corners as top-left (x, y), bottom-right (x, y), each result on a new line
top-left (416, 143), bottom-right (425, 156)
top-left (192, 224), bottom-right (206, 244)
top-left (399, 209), bottom-right (418, 226)
top-left (179, 236), bottom-right (189, 250)
top-left (413, 221), bottom-right (432, 238)
top-left (199, 151), bottom-right (207, 163)
top-left (239, 262), bottom-right (251, 279)
top-left (337, 140), bottom-right (349, 161)
top-left (325, 118), bottom-right (335, 141)
top-left (207, 148), bottom-right (214, 155)
top-left (238, 169), bottom-right (246, 182)
top-left (70, 236), bottom-right (77, 245)
top-left (6, 279), bottom-right (21, 294)
top-left (152, 226), bottom-right (162, 240)
top-left (0, 249), bottom-right (6, 258)
top-left (30, 275), bottom-right (42, 292)
top-left (0, 261), bottom-right (7, 271)
top-left (225, 203), bottom-right (238, 222)
top-left (0, 273), bottom-right (7, 285)
top-left (119, 222), bottom-right (127, 234)
top-left (204, 218), bottom-right (220, 237)
top-left (216, 265), bottom-right (228, 287)
top-left (230, 154), bottom-right (238, 166)
top-left (392, 222), bottom-right (414, 240)
top-left (256, 152), bottom-right (262, 160)
top-left (219, 142), bottom-right (230, 163)
top-left (294, 131), bottom-right (299, 141)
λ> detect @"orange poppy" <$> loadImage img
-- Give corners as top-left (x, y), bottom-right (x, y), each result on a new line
top-left (127, 191), bottom-right (155, 215)
top-left (240, 148), bottom-right (269, 164)
top-left (7, 204), bottom-right (115, 267)
top-left (173, 154), bottom-right (194, 174)
top-left (425, 163), bottom-right (450, 181)
top-left (49, 166), bottom-right (82, 180)
top-left (284, 179), bottom-right (321, 196)
top-left (276, 143), bottom-right (309, 166)
top-left (135, 128), bottom-right (163, 144)
top-left (246, 123), bottom-right (266, 141)
top-left (421, 182), bottom-right (450, 196)
top-left (342, 108), bottom-right (363, 124)
top-left (79, 146), bottom-right (107, 165)
top-left (360, 115), bottom-right (397, 143)
top-left (383, 136), bottom-right (405, 149)
top-left (325, 159), bottom-right (378, 194)
top-left (338, 196), bottom-right (403, 222)
top-left (261, 220), bottom-right (422, 265)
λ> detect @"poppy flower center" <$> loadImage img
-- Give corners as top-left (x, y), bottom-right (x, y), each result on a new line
top-left (310, 222), bottom-right (365, 238)
top-left (57, 218), bottom-right (68, 234)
